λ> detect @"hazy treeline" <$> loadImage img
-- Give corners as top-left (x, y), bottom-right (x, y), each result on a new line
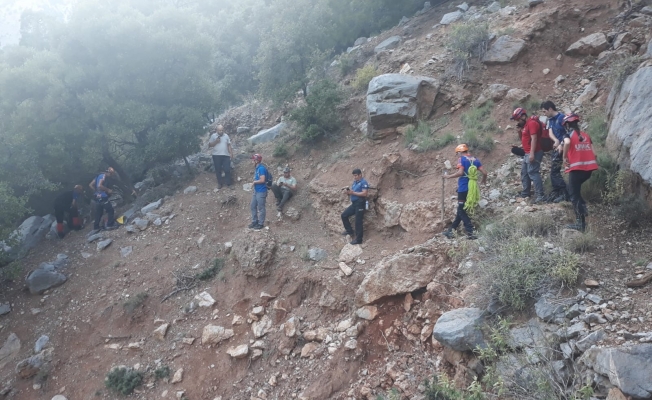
top-left (0, 0), bottom-right (423, 237)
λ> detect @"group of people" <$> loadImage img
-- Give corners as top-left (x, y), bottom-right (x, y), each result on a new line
top-left (443, 100), bottom-right (599, 239)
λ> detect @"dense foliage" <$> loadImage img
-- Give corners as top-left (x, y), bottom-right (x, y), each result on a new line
top-left (0, 0), bottom-right (423, 238)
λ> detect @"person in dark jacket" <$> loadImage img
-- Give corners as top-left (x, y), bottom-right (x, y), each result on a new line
top-left (53, 185), bottom-right (84, 238)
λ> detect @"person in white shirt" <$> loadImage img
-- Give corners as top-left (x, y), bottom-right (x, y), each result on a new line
top-left (271, 167), bottom-right (297, 211)
top-left (208, 125), bottom-right (234, 189)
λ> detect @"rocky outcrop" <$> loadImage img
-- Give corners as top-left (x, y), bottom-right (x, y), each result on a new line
top-left (476, 83), bottom-right (511, 104)
top-left (565, 32), bottom-right (609, 56)
top-left (483, 36), bottom-right (526, 65)
top-left (574, 81), bottom-right (599, 106)
top-left (374, 36), bottom-right (401, 54)
top-left (607, 65), bottom-right (652, 187)
top-left (248, 122), bottom-right (286, 145)
top-left (377, 198), bottom-right (444, 233)
top-left (1, 215), bottom-right (54, 263)
top-left (26, 254), bottom-right (69, 294)
top-left (232, 232), bottom-right (277, 278)
top-left (580, 344), bottom-right (652, 398)
top-left (433, 308), bottom-right (486, 351)
top-left (440, 11), bottom-right (463, 25)
top-left (355, 240), bottom-right (446, 306)
top-left (366, 74), bottom-right (441, 139)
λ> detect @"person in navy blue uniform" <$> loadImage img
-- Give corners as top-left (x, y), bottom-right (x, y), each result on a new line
top-left (341, 168), bottom-right (369, 245)
top-left (442, 144), bottom-right (487, 240)
top-left (541, 101), bottom-right (569, 203)
top-left (89, 167), bottom-right (118, 233)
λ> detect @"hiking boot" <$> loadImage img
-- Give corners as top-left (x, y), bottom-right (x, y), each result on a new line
top-left (253, 224), bottom-right (264, 230)
top-left (531, 197), bottom-right (545, 205)
top-left (466, 233), bottom-right (478, 240)
top-left (88, 229), bottom-right (101, 236)
top-left (217, 184), bottom-right (223, 189)
top-left (248, 222), bottom-right (258, 229)
top-left (105, 224), bottom-right (118, 231)
top-left (342, 230), bottom-right (354, 236)
top-left (57, 232), bottom-right (66, 239)
top-left (566, 217), bottom-right (586, 232)
top-left (349, 240), bottom-right (362, 245)
top-left (442, 230), bottom-right (454, 239)
top-left (552, 194), bottom-right (566, 203)
top-left (277, 206), bottom-right (283, 212)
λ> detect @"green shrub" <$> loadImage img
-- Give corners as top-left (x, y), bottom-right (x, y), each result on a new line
top-left (290, 79), bottom-right (343, 143)
top-left (404, 119), bottom-right (454, 152)
top-left (461, 102), bottom-right (498, 152)
top-left (154, 365), bottom-right (170, 380)
top-left (123, 292), bottom-right (148, 314)
top-left (585, 113), bottom-right (609, 147)
top-left (339, 54), bottom-right (355, 76)
top-left (352, 65), bottom-right (379, 91)
top-left (424, 374), bottom-right (485, 400)
top-left (614, 194), bottom-right (652, 227)
top-left (565, 231), bottom-right (597, 254)
top-left (581, 152), bottom-right (617, 202)
top-left (518, 215), bottom-right (556, 237)
top-left (105, 367), bottom-right (143, 395)
top-left (446, 22), bottom-right (490, 79)
top-left (196, 258), bottom-right (224, 281)
top-left (273, 143), bottom-right (289, 158)
top-left (607, 55), bottom-right (641, 91)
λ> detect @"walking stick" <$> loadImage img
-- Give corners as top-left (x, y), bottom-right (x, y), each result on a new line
top-left (441, 172), bottom-right (446, 222)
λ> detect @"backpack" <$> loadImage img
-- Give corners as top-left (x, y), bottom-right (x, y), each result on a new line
top-left (533, 116), bottom-right (554, 152)
top-left (262, 164), bottom-right (273, 189)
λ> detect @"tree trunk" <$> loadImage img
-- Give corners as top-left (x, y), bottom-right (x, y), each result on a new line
top-left (102, 149), bottom-right (135, 202)
top-left (183, 156), bottom-right (194, 176)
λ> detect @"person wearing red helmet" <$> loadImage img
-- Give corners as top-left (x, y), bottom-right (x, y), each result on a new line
top-left (442, 144), bottom-right (487, 240)
top-left (511, 107), bottom-right (545, 203)
top-left (562, 113), bottom-right (598, 232)
top-left (249, 154), bottom-right (268, 230)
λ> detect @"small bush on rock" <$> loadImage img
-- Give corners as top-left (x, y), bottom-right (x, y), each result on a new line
top-left (461, 102), bottom-right (497, 152)
top-left (352, 65), bottom-right (379, 91)
top-left (196, 258), bottom-right (224, 281)
top-left (447, 22), bottom-right (490, 79)
top-left (105, 367), bottom-right (143, 395)
top-left (404, 120), bottom-right (454, 152)
top-left (123, 292), bottom-right (148, 314)
top-left (290, 80), bottom-right (343, 143)
top-left (273, 143), bottom-right (288, 158)
top-left (565, 231), bottom-right (597, 254)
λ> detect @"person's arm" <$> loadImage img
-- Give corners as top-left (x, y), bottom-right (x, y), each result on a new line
top-left (550, 128), bottom-right (561, 148)
top-left (228, 143), bottom-right (234, 159)
top-left (445, 168), bottom-right (465, 179)
top-left (89, 179), bottom-right (96, 191)
top-left (286, 178), bottom-right (297, 191)
top-left (529, 133), bottom-right (538, 162)
top-left (562, 137), bottom-right (571, 167)
top-left (97, 177), bottom-right (112, 195)
top-left (208, 134), bottom-right (218, 147)
top-left (478, 166), bottom-right (488, 185)
top-left (345, 185), bottom-right (368, 198)
top-left (253, 168), bottom-right (266, 184)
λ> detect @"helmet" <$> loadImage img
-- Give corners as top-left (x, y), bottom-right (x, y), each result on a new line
top-left (455, 144), bottom-right (469, 153)
top-left (562, 113), bottom-right (580, 125)
top-left (510, 108), bottom-right (527, 120)
top-left (283, 166), bottom-right (291, 173)
top-left (251, 154), bottom-right (262, 162)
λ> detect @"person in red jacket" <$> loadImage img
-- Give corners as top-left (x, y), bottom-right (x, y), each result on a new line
top-left (511, 108), bottom-right (545, 203)
top-left (562, 113), bottom-right (598, 232)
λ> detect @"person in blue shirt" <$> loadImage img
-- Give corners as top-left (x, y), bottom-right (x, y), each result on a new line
top-left (249, 153), bottom-right (268, 230)
top-left (341, 168), bottom-right (369, 245)
top-left (442, 144), bottom-right (487, 240)
top-left (541, 101), bottom-right (570, 203)
top-left (88, 167), bottom-right (118, 233)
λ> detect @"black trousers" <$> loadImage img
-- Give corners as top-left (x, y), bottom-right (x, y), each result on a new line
top-left (550, 151), bottom-right (568, 194)
top-left (94, 199), bottom-right (115, 230)
top-left (212, 155), bottom-right (232, 187)
top-left (451, 191), bottom-right (473, 234)
top-left (568, 170), bottom-right (592, 217)
top-left (271, 184), bottom-right (293, 209)
top-left (341, 200), bottom-right (365, 242)
top-left (54, 204), bottom-right (78, 226)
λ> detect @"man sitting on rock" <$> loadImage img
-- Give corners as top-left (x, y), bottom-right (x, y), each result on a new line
top-left (271, 167), bottom-right (297, 212)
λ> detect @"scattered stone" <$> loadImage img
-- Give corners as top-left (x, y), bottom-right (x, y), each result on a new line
top-left (582, 313), bottom-right (607, 324)
top-left (96, 239), bottom-right (112, 251)
top-left (337, 319), bottom-right (353, 332)
top-left (566, 33), bottom-right (609, 56)
top-left (232, 232), bottom-right (277, 278)
top-left (584, 279), bottom-right (599, 288)
top-left (26, 267), bottom-right (67, 295)
top-left (81, 251), bottom-right (93, 258)
top-left (251, 306), bottom-right (265, 316)
top-left (356, 306), bottom-right (378, 321)
top-left (304, 328), bottom-right (328, 342)
top-left (344, 339), bottom-right (358, 350)
top-left (0, 333), bottom-right (21, 370)
top-left (486, 1), bottom-right (501, 13)
top-left (120, 246), bottom-right (133, 257)
top-left (580, 344), bottom-right (652, 398)
top-left (181, 337), bottom-right (195, 345)
top-left (183, 186), bottom-right (197, 195)
top-left (284, 207), bottom-right (301, 221)
top-left (535, 296), bottom-right (574, 322)
top-left (153, 324), bottom-right (170, 341)
top-left (227, 345), bottom-right (249, 359)
top-left (86, 233), bottom-right (103, 243)
top-left (354, 37), bottom-right (367, 46)
top-left (457, 2), bottom-right (469, 12)
top-left (440, 11), bottom-right (463, 25)
top-left (433, 308), bottom-right (486, 351)
top-left (556, 322), bottom-right (587, 341)
top-left (574, 81), bottom-right (599, 106)
top-left (194, 292), bottom-right (216, 308)
top-left (374, 36), bottom-right (402, 54)
top-left (483, 36), bottom-right (526, 65)
top-left (301, 343), bottom-right (319, 358)
top-left (529, 0), bottom-right (543, 6)
top-left (505, 88), bottom-right (531, 103)
top-left (403, 293), bottom-right (413, 312)
top-left (141, 199), bottom-right (162, 215)
top-left (132, 218), bottom-right (149, 231)
top-left (15, 348), bottom-right (52, 379)
top-left (338, 262), bottom-right (353, 276)
top-left (0, 304), bottom-right (10, 316)
top-left (52, 396), bottom-right (68, 400)
top-left (252, 315), bottom-right (272, 338)
top-left (171, 368), bottom-right (184, 384)
top-left (338, 243), bottom-right (363, 263)
top-left (308, 248), bottom-right (328, 262)
top-left (576, 329), bottom-right (605, 352)
top-left (284, 317), bottom-right (297, 338)
top-left (202, 325), bottom-right (234, 345)
top-left (586, 294), bottom-right (602, 304)
top-left (34, 335), bottom-right (49, 353)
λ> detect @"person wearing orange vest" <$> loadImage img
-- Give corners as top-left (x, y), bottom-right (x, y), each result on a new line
top-left (561, 113), bottom-right (598, 232)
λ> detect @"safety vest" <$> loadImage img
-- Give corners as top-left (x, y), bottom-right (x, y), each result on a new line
top-left (566, 131), bottom-right (598, 173)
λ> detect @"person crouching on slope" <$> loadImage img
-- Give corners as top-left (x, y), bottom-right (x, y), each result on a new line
top-left (53, 185), bottom-right (84, 238)
top-left (562, 113), bottom-right (598, 232)
top-left (442, 144), bottom-right (487, 240)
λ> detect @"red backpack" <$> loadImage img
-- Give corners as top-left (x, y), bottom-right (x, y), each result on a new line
top-left (531, 115), bottom-right (554, 152)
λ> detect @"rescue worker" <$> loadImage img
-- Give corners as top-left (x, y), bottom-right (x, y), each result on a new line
top-left (53, 185), bottom-right (84, 238)
top-left (249, 154), bottom-right (268, 230)
top-left (89, 167), bottom-right (118, 233)
top-left (511, 107), bottom-right (545, 203)
top-left (562, 113), bottom-right (598, 232)
top-left (541, 101), bottom-right (570, 203)
top-left (341, 168), bottom-right (369, 245)
top-left (442, 144), bottom-right (487, 240)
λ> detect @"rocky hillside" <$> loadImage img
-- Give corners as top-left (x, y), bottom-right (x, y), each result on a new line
top-left (2, 0), bottom-right (652, 399)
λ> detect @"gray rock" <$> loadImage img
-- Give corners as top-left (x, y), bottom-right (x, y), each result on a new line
top-left (97, 239), bottom-right (112, 251)
top-left (566, 33), bottom-right (609, 56)
top-left (308, 248), bottom-right (328, 262)
top-left (34, 335), bottom-right (49, 353)
top-left (565, 304), bottom-right (581, 319)
top-left (0, 216), bottom-right (52, 262)
top-left (86, 233), bottom-right (103, 243)
top-left (535, 296), bottom-right (575, 322)
top-left (236, 126), bottom-right (250, 134)
top-left (586, 293), bottom-right (602, 304)
top-left (125, 225), bottom-right (136, 234)
top-left (641, 6), bottom-right (652, 15)
top-left (506, 88), bottom-right (531, 103)
top-left (574, 81), bottom-right (599, 106)
top-left (183, 186), bottom-right (197, 195)
top-left (354, 37), bottom-right (367, 46)
top-left (607, 66), bottom-right (652, 187)
top-left (433, 308), bottom-right (485, 351)
top-left (495, 354), bottom-right (536, 389)
top-left (551, 360), bottom-right (570, 384)
top-left (346, 45), bottom-right (361, 54)
top-left (141, 199), bottom-right (162, 214)
top-left (366, 74), bottom-right (440, 139)
top-left (486, 1), bottom-right (501, 13)
top-left (423, 2), bottom-right (432, 11)
top-left (0, 333), bottom-right (21, 370)
top-left (26, 267), bottom-right (67, 294)
top-left (440, 11), bottom-right (463, 25)
top-left (529, 0), bottom-right (544, 7)
top-left (398, 16), bottom-right (409, 26)
top-left (133, 218), bottom-right (149, 231)
top-left (483, 36), bottom-right (526, 65)
top-left (478, 84), bottom-right (511, 104)
top-left (457, 2), bottom-right (469, 11)
top-left (582, 313), bottom-right (607, 324)
top-left (556, 322), bottom-right (587, 341)
top-left (374, 36), bottom-right (401, 54)
top-left (576, 330), bottom-right (605, 352)
top-left (232, 232), bottom-right (277, 278)
top-left (0, 304), bottom-right (10, 316)
top-left (248, 122), bottom-right (286, 145)
top-left (509, 319), bottom-right (546, 349)
top-left (120, 246), bottom-right (133, 258)
top-left (580, 344), bottom-right (652, 398)
top-left (15, 348), bottom-right (52, 378)
top-left (560, 341), bottom-right (577, 359)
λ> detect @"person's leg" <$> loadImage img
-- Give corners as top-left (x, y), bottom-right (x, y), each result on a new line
top-left (55, 206), bottom-right (65, 238)
top-left (520, 156), bottom-right (531, 197)
top-left (69, 207), bottom-right (82, 230)
top-left (271, 184), bottom-right (283, 203)
top-left (550, 152), bottom-right (566, 193)
top-left (250, 193), bottom-right (258, 227)
top-left (566, 171), bottom-right (585, 231)
top-left (212, 155), bottom-right (223, 188)
top-left (341, 203), bottom-right (356, 235)
top-left (105, 202), bottom-right (116, 228)
top-left (257, 191), bottom-right (267, 227)
top-left (94, 201), bottom-right (103, 230)
top-left (278, 190), bottom-right (292, 210)
top-left (528, 151), bottom-right (545, 200)
top-left (354, 201), bottom-right (365, 243)
top-left (577, 170), bottom-right (592, 216)
top-left (222, 156), bottom-right (232, 186)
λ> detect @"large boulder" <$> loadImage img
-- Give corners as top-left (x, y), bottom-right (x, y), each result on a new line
top-left (248, 122), bottom-right (287, 145)
top-left (26, 262), bottom-right (67, 295)
top-left (1, 216), bottom-right (54, 262)
top-left (483, 36), bottom-right (526, 65)
top-left (607, 65), bottom-right (652, 187)
top-left (440, 11), bottom-right (463, 25)
top-left (477, 84), bottom-right (511, 104)
top-left (565, 32), bottom-right (609, 56)
top-left (580, 344), bottom-right (652, 398)
top-left (0, 333), bottom-right (21, 370)
top-left (377, 199), bottom-right (443, 233)
top-left (433, 308), bottom-right (486, 351)
top-left (232, 232), bottom-right (277, 278)
top-left (355, 240), bottom-right (446, 306)
top-left (374, 36), bottom-right (401, 54)
top-left (574, 81), bottom-right (599, 106)
top-left (366, 74), bottom-right (441, 139)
